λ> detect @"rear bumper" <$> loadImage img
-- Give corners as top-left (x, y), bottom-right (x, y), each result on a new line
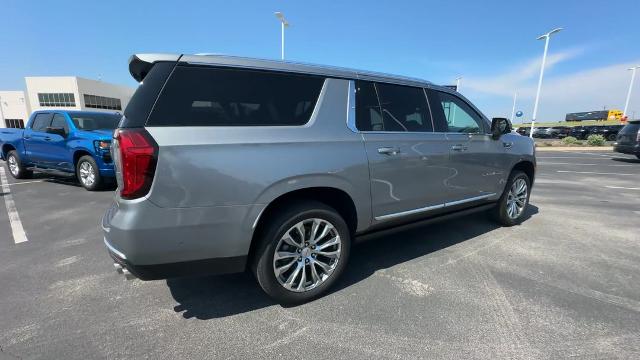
top-left (613, 143), bottom-right (640, 155)
top-left (106, 237), bottom-right (246, 280)
top-left (101, 199), bottom-right (263, 280)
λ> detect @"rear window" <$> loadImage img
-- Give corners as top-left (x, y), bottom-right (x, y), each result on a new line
top-left (147, 66), bottom-right (325, 127)
top-left (620, 122), bottom-right (640, 134)
top-left (70, 113), bottom-right (121, 130)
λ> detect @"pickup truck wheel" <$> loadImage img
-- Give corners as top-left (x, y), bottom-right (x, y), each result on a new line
top-left (76, 155), bottom-right (102, 191)
top-left (6, 150), bottom-right (32, 179)
top-left (252, 201), bottom-right (351, 305)
top-left (493, 170), bottom-right (530, 226)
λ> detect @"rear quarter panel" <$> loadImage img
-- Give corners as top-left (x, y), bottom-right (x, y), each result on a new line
top-left (0, 128), bottom-right (27, 161)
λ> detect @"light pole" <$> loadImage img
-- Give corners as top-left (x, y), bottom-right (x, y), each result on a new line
top-left (623, 66), bottom-right (639, 119)
top-left (530, 27), bottom-right (563, 138)
top-left (274, 12), bottom-right (289, 60)
top-left (511, 92), bottom-right (518, 121)
top-left (455, 76), bottom-right (462, 92)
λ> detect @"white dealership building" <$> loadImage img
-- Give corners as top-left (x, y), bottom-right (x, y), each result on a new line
top-left (0, 76), bottom-right (135, 128)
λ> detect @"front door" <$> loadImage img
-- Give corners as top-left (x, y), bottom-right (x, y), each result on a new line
top-left (427, 89), bottom-right (506, 202)
top-left (356, 80), bottom-right (450, 222)
top-left (42, 113), bottom-right (72, 170)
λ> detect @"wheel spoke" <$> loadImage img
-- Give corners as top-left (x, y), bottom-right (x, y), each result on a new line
top-left (315, 249), bottom-right (340, 259)
top-left (296, 265), bottom-right (307, 291)
top-left (275, 251), bottom-right (298, 261)
top-left (282, 234), bottom-right (302, 249)
top-left (314, 258), bottom-right (333, 273)
top-left (310, 262), bottom-right (321, 284)
top-left (284, 263), bottom-right (302, 289)
top-left (309, 219), bottom-right (320, 244)
top-left (275, 259), bottom-right (297, 277)
top-left (311, 222), bottom-right (332, 244)
top-left (315, 236), bottom-right (339, 251)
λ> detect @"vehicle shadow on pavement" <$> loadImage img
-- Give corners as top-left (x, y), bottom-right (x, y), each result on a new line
top-left (166, 205), bottom-right (539, 320)
top-left (610, 157), bottom-right (640, 163)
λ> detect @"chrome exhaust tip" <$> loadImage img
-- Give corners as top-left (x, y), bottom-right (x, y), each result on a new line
top-left (114, 263), bottom-right (124, 274)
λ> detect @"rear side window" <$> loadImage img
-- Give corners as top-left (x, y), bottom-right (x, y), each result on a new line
top-left (427, 89), bottom-right (486, 133)
top-left (147, 66), bottom-right (325, 126)
top-left (355, 80), bottom-right (433, 132)
top-left (355, 80), bottom-right (383, 131)
top-left (31, 113), bottom-right (53, 131)
top-left (376, 83), bottom-right (433, 132)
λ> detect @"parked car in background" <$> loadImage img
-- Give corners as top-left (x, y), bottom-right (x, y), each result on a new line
top-left (0, 110), bottom-right (119, 190)
top-left (543, 126), bottom-right (571, 139)
top-left (595, 125), bottom-right (624, 141)
top-left (516, 127), bottom-right (530, 136)
top-left (102, 53), bottom-right (537, 304)
top-left (569, 125), bottom-right (599, 140)
top-left (614, 120), bottom-right (640, 158)
top-left (532, 127), bottom-right (550, 138)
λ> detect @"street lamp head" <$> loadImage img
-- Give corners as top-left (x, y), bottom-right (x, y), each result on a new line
top-left (274, 11), bottom-right (289, 26)
top-left (536, 27), bottom-right (563, 40)
top-left (628, 66), bottom-right (640, 71)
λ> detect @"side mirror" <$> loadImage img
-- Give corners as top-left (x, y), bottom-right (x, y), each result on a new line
top-left (46, 127), bottom-right (67, 138)
top-left (491, 118), bottom-right (512, 140)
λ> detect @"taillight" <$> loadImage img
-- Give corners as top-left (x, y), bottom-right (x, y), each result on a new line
top-left (113, 128), bottom-right (158, 200)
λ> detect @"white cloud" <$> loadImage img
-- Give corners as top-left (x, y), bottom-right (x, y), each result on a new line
top-left (461, 48), bottom-right (640, 122)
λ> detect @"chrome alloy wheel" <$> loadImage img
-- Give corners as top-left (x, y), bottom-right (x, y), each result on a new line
top-left (273, 218), bottom-right (342, 292)
top-left (8, 155), bottom-right (19, 176)
top-left (506, 178), bottom-right (528, 219)
top-left (79, 161), bottom-right (96, 187)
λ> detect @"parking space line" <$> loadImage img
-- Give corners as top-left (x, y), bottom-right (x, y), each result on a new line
top-left (605, 186), bottom-right (640, 191)
top-left (539, 162), bottom-right (633, 167)
top-left (6, 179), bottom-right (48, 186)
top-left (557, 170), bottom-right (635, 176)
top-left (0, 167), bottom-right (28, 243)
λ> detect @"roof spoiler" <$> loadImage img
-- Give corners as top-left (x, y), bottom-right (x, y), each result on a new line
top-left (128, 54), bottom-right (181, 82)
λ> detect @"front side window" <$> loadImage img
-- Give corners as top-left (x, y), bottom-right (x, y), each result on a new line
top-left (427, 90), bottom-right (486, 133)
top-left (31, 113), bottom-right (52, 131)
top-left (148, 66), bottom-right (325, 127)
top-left (51, 114), bottom-right (69, 133)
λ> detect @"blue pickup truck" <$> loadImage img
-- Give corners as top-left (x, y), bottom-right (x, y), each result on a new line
top-left (0, 110), bottom-right (120, 190)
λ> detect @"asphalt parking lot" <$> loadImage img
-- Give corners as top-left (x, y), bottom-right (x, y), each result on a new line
top-left (1, 151), bottom-right (639, 360)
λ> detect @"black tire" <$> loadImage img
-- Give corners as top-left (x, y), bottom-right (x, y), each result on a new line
top-left (252, 201), bottom-right (351, 305)
top-left (76, 155), bottom-right (103, 191)
top-left (607, 134), bottom-right (617, 141)
top-left (5, 150), bottom-right (32, 179)
top-left (492, 170), bottom-right (531, 226)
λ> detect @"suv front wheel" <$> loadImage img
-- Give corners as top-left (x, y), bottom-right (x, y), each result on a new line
top-left (493, 170), bottom-right (531, 226)
top-left (252, 201), bottom-right (351, 304)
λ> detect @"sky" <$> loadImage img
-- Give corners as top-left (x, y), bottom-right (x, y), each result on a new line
top-left (1, 0), bottom-right (639, 122)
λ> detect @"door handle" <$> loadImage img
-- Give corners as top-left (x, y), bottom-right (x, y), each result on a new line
top-left (44, 137), bottom-right (52, 141)
top-left (24, 136), bottom-right (31, 139)
top-left (378, 147), bottom-right (400, 155)
top-left (451, 144), bottom-right (468, 151)
top-left (503, 142), bottom-right (514, 149)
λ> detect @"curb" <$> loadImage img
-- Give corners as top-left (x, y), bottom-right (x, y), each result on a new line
top-left (535, 146), bottom-right (613, 152)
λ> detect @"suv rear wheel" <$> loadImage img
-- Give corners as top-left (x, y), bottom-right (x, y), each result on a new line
top-left (5, 150), bottom-right (32, 179)
top-left (252, 201), bottom-right (351, 304)
top-left (493, 170), bottom-right (531, 226)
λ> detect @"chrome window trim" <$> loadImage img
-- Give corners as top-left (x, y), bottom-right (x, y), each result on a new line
top-left (374, 193), bottom-right (496, 221)
top-left (346, 80), bottom-right (357, 133)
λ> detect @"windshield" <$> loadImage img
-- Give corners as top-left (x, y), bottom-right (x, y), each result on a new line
top-left (70, 113), bottom-right (121, 130)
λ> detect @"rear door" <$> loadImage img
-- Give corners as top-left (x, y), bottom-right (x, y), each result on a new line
top-left (357, 80), bottom-right (450, 222)
top-left (426, 89), bottom-right (506, 203)
top-left (23, 112), bottom-right (53, 165)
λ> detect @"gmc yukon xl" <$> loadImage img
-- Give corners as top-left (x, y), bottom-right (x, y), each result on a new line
top-left (103, 53), bottom-right (536, 304)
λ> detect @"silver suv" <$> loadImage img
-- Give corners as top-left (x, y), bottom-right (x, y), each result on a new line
top-left (103, 53), bottom-right (536, 304)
